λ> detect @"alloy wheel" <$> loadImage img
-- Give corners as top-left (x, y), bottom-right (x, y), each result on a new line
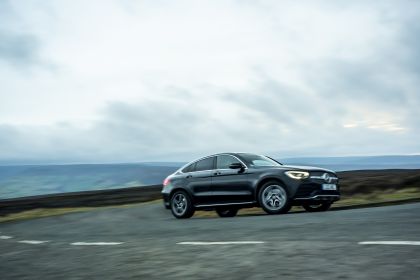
top-left (261, 185), bottom-right (287, 211)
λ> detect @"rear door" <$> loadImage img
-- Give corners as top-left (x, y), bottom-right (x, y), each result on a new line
top-left (184, 156), bottom-right (215, 205)
top-left (211, 155), bottom-right (253, 204)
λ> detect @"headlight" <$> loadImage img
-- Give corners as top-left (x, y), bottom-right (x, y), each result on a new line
top-left (285, 171), bottom-right (309, 180)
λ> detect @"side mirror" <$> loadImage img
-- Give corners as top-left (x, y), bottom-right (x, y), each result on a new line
top-left (229, 162), bottom-right (244, 169)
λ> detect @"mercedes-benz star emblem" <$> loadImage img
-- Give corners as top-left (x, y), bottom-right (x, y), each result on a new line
top-left (323, 173), bottom-right (332, 183)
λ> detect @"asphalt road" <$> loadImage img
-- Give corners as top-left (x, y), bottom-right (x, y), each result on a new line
top-left (1, 202), bottom-right (420, 279)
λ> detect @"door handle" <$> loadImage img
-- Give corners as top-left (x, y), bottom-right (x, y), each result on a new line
top-left (186, 175), bottom-right (192, 179)
top-left (213, 171), bottom-right (221, 176)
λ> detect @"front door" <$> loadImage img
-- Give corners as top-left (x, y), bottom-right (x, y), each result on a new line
top-left (211, 155), bottom-right (253, 204)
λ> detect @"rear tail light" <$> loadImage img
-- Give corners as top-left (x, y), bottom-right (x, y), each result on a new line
top-left (163, 178), bottom-right (170, 187)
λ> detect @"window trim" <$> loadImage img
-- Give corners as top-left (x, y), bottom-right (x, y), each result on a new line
top-left (178, 154), bottom-right (247, 174)
top-left (193, 156), bottom-right (216, 172)
top-left (239, 154), bottom-right (282, 168)
top-left (215, 154), bottom-right (245, 170)
top-left (179, 155), bottom-right (215, 173)
top-left (181, 162), bottom-right (196, 173)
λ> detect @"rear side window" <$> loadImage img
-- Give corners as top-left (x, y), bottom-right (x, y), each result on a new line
top-left (182, 163), bottom-right (195, 173)
top-left (216, 155), bottom-right (241, 169)
top-left (194, 157), bottom-right (215, 171)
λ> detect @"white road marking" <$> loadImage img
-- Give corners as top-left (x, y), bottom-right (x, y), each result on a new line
top-left (18, 240), bottom-right (49, 245)
top-left (177, 241), bottom-right (266, 245)
top-left (359, 241), bottom-right (420, 246)
top-left (71, 242), bottom-right (124, 246)
top-left (0, 235), bottom-right (13, 239)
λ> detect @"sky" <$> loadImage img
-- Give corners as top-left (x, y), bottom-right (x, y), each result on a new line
top-left (0, 0), bottom-right (419, 163)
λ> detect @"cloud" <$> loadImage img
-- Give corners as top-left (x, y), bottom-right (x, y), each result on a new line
top-left (0, 0), bottom-right (419, 163)
top-left (0, 30), bottom-right (39, 66)
top-left (1, 83), bottom-right (418, 163)
top-left (0, 1), bottom-right (41, 67)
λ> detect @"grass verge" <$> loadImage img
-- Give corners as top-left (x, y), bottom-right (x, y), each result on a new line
top-left (1, 189), bottom-right (420, 222)
top-left (0, 200), bottom-right (161, 223)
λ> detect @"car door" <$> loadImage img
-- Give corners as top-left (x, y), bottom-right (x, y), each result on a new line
top-left (211, 155), bottom-right (253, 204)
top-left (183, 156), bottom-right (215, 205)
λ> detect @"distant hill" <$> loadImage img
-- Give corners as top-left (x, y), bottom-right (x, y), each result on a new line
top-left (280, 155), bottom-right (420, 171)
top-left (1, 155), bottom-right (420, 199)
top-left (0, 164), bottom-right (178, 199)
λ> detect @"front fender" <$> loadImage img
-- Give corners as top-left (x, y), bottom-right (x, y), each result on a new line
top-left (253, 171), bottom-right (301, 200)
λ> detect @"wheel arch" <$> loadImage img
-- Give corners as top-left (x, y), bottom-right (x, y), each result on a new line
top-left (255, 177), bottom-right (289, 204)
top-left (169, 187), bottom-right (194, 204)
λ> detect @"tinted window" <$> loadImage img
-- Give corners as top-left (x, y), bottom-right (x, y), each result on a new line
top-left (216, 155), bottom-right (241, 169)
top-left (239, 154), bottom-right (281, 167)
top-left (182, 163), bottom-right (195, 173)
top-left (195, 157), bottom-right (215, 171)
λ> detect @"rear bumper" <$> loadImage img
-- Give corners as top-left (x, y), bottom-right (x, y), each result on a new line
top-left (162, 193), bottom-right (171, 209)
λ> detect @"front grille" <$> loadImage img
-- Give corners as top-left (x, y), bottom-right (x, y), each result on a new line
top-left (309, 171), bottom-right (338, 183)
top-left (295, 183), bottom-right (320, 197)
top-left (295, 183), bottom-right (340, 198)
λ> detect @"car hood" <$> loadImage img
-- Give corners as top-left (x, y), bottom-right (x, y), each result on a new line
top-left (278, 165), bottom-right (336, 173)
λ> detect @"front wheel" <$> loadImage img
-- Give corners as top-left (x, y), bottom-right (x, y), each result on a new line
top-left (302, 202), bottom-right (332, 212)
top-left (170, 191), bottom-right (195, 219)
top-left (216, 208), bottom-right (238, 218)
top-left (258, 181), bottom-right (291, 214)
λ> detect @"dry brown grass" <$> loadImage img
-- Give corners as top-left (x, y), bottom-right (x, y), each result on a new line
top-left (2, 188), bottom-right (420, 222)
top-left (0, 200), bottom-right (161, 223)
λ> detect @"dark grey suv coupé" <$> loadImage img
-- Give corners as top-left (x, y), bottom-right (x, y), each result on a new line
top-left (162, 153), bottom-right (340, 218)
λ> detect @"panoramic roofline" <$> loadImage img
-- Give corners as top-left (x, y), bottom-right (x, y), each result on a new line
top-left (176, 152), bottom-right (256, 172)
top-left (207, 152), bottom-right (259, 157)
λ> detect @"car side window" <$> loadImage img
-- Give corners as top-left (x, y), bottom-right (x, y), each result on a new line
top-left (182, 163), bottom-right (195, 173)
top-left (194, 157), bottom-right (215, 171)
top-left (216, 155), bottom-right (241, 169)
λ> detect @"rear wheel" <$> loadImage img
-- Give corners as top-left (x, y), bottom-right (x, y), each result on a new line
top-left (216, 208), bottom-right (238, 218)
top-left (170, 191), bottom-right (195, 219)
top-left (302, 202), bottom-right (332, 212)
top-left (258, 181), bottom-right (291, 214)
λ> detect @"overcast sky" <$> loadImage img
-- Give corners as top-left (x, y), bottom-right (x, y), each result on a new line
top-left (0, 0), bottom-right (419, 163)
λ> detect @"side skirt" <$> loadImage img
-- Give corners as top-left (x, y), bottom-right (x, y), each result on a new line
top-left (194, 201), bottom-right (257, 209)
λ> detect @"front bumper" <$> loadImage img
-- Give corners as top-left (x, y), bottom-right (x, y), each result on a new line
top-left (292, 178), bottom-right (341, 202)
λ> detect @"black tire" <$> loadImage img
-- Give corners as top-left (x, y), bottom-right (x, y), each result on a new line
top-left (170, 191), bottom-right (195, 219)
top-left (258, 181), bottom-right (291, 214)
top-left (302, 202), bottom-right (332, 212)
top-left (216, 208), bottom-right (238, 218)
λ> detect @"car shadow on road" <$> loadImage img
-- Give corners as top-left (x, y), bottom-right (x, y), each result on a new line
top-left (191, 207), bottom-right (308, 219)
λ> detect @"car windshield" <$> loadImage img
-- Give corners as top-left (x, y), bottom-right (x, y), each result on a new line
top-left (239, 154), bottom-right (282, 167)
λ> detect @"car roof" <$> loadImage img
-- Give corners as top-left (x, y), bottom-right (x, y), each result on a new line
top-left (183, 153), bottom-right (256, 166)
top-left (176, 152), bottom-right (268, 173)
top-left (207, 152), bottom-right (256, 158)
